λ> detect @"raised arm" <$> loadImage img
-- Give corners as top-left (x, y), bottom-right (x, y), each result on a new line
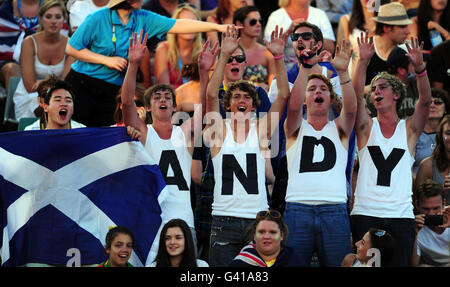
top-left (352, 31), bottom-right (374, 149)
top-left (184, 38), bottom-right (219, 149)
top-left (284, 42), bottom-right (329, 138)
top-left (121, 30), bottom-right (148, 145)
top-left (405, 37), bottom-right (432, 150)
top-left (331, 40), bottom-right (357, 137)
top-left (168, 19), bottom-right (234, 35)
top-left (259, 25), bottom-right (289, 141)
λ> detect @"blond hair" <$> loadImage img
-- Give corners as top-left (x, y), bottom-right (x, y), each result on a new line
top-left (278, 0), bottom-right (290, 7)
top-left (369, 72), bottom-right (406, 114)
top-left (166, 5), bottom-right (203, 82)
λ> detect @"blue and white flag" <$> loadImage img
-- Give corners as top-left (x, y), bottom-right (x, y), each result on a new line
top-left (0, 127), bottom-right (167, 267)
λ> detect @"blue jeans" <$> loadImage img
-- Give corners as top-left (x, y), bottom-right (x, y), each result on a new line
top-left (350, 215), bottom-right (415, 267)
top-left (209, 216), bottom-right (254, 267)
top-left (284, 202), bottom-right (351, 267)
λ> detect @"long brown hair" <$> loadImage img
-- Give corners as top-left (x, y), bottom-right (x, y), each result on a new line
top-left (433, 114), bottom-right (450, 172)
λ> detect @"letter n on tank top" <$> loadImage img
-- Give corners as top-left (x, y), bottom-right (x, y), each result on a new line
top-left (159, 150), bottom-right (189, 191)
top-left (299, 136), bottom-right (337, 173)
top-left (367, 146), bottom-right (405, 187)
top-left (221, 154), bottom-right (258, 195)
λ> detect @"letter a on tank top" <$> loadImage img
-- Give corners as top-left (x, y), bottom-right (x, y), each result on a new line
top-left (159, 150), bottom-right (189, 191)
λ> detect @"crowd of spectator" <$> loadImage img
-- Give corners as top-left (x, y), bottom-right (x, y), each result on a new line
top-left (0, 0), bottom-right (449, 267)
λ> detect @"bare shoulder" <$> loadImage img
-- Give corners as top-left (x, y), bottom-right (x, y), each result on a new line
top-left (341, 253), bottom-right (356, 267)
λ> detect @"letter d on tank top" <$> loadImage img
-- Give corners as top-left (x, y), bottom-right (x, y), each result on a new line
top-left (299, 136), bottom-right (337, 173)
top-left (368, 146), bottom-right (405, 187)
top-left (221, 154), bottom-right (258, 195)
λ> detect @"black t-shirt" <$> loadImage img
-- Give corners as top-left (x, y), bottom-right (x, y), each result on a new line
top-left (365, 51), bottom-right (388, 85)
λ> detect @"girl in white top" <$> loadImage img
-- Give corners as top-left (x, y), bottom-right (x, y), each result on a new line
top-left (13, 0), bottom-right (72, 120)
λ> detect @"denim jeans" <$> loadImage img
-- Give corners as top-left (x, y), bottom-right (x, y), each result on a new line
top-left (209, 216), bottom-right (254, 267)
top-left (350, 215), bottom-right (415, 267)
top-left (284, 202), bottom-right (351, 267)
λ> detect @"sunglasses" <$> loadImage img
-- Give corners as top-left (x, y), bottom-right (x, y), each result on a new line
top-left (291, 32), bottom-right (315, 41)
top-left (431, 99), bottom-right (444, 105)
top-left (248, 18), bottom-right (263, 26)
top-left (177, 3), bottom-right (197, 9)
top-left (374, 229), bottom-right (386, 237)
top-left (256, 210), bottom-right (282, 219)
top-left (227, 54), bottom-right (246, 64)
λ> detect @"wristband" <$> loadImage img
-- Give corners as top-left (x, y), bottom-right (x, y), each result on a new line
top-left (340, 79), bottom-right (352, 85)
top-left (415, 67), bottom-right (426, 75)
top-left (416, 70), bottom-right (427, 78)
top-left (299, 51), bottom-right (316, 69)
top-left (273, 54), bottom-right (284, 60)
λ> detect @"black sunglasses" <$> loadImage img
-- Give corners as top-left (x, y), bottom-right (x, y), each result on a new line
top-left (248, 18), bottom-right (263, 26)
top-left (291, 32), bottom-right (315, 41)
top-left (431, 99), bottom-right (444, 105)
top-left (227, 54), bottom-right (246, 63)
top-left (257, 210), bottom-right (282, 219)
top-left (177, 3), bottom-right (197, 9)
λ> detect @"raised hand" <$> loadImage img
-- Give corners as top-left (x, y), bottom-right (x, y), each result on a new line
top-left (405, 37), bottom-right (425, 72)
top-left (299, 41), bottom-right (332, 67)
top-left (330, 40), bottom-right (352, 72)
top-left (220, 25), bottom-right (240, 57)
top-left (199, 38), bottom-right (219, 71)
top-left (357, 30), bottom-right (374, 62)
top-left (264, 25), bottom-right (288, 57)
top-left (128, 30), bottom-right (148, 65)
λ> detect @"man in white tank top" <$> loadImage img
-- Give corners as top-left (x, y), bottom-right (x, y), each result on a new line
top-left (120, 31), bottom-right (218, 264)
top-left (283, 38), bottom-right (356, 267)
top-left (352, 32), bottom-right (432, 266)
top-left (203, 25), bottom-right (290, 266)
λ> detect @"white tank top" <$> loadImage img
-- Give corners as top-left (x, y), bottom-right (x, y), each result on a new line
top-left (351, 118), bottom-right (414, 218)
top-left (144, 124), bottom-right (194, 228)
top-left (31, 36), bottom-right (65, 80)
top-left (285, 120), bottom-right (348, 204)
top-left (212, 120), bottom-right (268, 218)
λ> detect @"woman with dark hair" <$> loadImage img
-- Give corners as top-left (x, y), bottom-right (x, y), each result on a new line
top-left (413, 88), bottom-right (449, 174)
top-left (97, 226), bottom-right (135, 267)
top-left (336, 0), bottom-right (389, 76)
top-left (151, 219), bottom-right (208, 267)
top-left (230, 210), bottom-right (301, 267)
top-left (233, 5), bottom-right (275, 91)
top-left (342, 228), bottom-right (396, 267)
top-left (415, 114), bottom-right (450, 204)
top-left (409, 0), bottom-right (450, 51)
top-left (65, 0), bottom-right (235, 127)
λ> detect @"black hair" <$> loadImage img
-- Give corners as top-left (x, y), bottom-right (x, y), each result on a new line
top-left (154, 219), bottom-right (197, 267)
top-left (293, 22), bottom-right (323, 54)
top-left (44, 80), bottom-right (75, 105)
top-left (104, 226), bottom-right (135, 251)
top-left (368, 228), bottom-right (396, 267)
top-left (431, 88), bottom-right (450, 115)
top-left (417, 0), bottom-right (450, 50)
top-left (233, 5), bottom-right (260, 25)
top-left (416, 179), bottom-right (445, 206)
top-left (222, 80), bottom-right (259, 111)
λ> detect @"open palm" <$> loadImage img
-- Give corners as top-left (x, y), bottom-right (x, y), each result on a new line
top-left (128, 30), bottom-right (148, 65)
top-left (265, 25), bottom-right (287, 56)
top-left (331, 40), bottom-right (352, 72)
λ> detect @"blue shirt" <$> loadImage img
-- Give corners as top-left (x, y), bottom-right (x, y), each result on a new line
top-left (69, 8), bottom-right (175, 85)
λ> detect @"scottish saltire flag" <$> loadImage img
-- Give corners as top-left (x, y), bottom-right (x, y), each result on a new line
top-left (0, 127), bottom-right (167, 267)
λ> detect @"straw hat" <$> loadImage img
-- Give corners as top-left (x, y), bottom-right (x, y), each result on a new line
top-left (372, 2), bottom-right (412, 25)
top-left (108, 0), bottom-right (127, 8)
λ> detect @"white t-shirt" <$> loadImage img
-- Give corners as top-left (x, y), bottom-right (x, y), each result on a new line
top-left (24, 119), bottom-right (85, 130)
top-left (148, 259), bottom-right (209, 267)
top-left (69, 0), bottom-right (109, 31)
top-left (416, 226), bottom-right (450, 266)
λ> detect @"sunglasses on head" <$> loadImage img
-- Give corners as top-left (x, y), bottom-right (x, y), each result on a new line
top-left (248, 18), bottom-right (263, 26)
top-left (227, 54), bottom-right (246, 64)
top-left (431, 99), bottom-right (444, 105)
top-left (256, 210), bottom-right (282, 219)
top-left (177, 3), bottom-right (196, 9)
top-left (374, 229), bottom-right (386, 237)
top-left (291, 32), bottom-right (315, 41)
